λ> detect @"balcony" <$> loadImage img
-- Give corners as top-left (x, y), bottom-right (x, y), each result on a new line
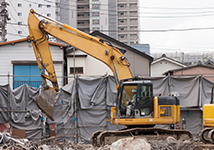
top-left (77, 0), bottom-right (89, 5)
top-left (77, 9), bottom-right (90, 12)
top-left (118, 22), bottom-right (127, 26)
top-left (77, 16), bottom-right (90, 21)
top-left (118, 0), bottom-right (127, 3)
top-left (129, 0), bottom-right (138, 3)
top-left (129, 6), bottom-right (138, 10)
top-left (77, 23), bottom-right (90, 29)
top-left (130, 21), bottom-right (138, 25)
top-left (118, 6), bottom-right (127, 11)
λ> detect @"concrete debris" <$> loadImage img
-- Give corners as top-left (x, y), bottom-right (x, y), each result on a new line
top-left (110, 137), bottom-right (151, 150)
top-left (0, 132), bottom-right (38, 149)
top-left (148, 136), bottom-right (194, 150)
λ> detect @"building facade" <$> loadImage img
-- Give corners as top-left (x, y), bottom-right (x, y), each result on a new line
top-left (3, 0), bottom-right (139, 45)
top-left (151, 54), bottom-right (186, 77)
top-left (66, 31), bottom-right (153, 83)
top-left (60, 0), bottom-right (139, 44)
top-left (5, 0), bottom-right (57, 41)
top-left (117, 0), bottom-right (138, 45)
top-left (66, 0), bottom-right (117, 39)
top-left (0, 37), bottom-right (66, 89)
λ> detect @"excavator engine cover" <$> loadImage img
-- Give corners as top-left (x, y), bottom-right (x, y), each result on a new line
top-left (36, 89), bottom-right (56, 121)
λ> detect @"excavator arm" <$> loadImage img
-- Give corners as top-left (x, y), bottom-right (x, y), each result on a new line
top-left (28, 9), bottom-right (132, 87)
top-left (28, 9), bottom-right (132, 120)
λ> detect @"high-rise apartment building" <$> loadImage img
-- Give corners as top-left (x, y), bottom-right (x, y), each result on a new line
top-left (117, 0), bottom-right (138, 45)
top-left (63, 0), bottom-right (117, 39)
top-left (4, 0), bottom-right (56, 41)
top-left (60, 0), bottom-right (138, 44)
top-left (3, 0), bottom-right (139, 45)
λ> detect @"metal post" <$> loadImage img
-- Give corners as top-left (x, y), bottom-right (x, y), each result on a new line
top-left (74, 76), bottom-right (78, 144)
top-left (105, 76), bottom-right (108, 131)
top-left (168, 72), bottom-right (171, 94)
top-left (73, 47), bottom-right (75, 75)
top-left (7, 72), bottom-right (9, 85)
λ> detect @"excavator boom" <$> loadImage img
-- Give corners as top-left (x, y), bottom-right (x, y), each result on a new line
top-left (28, 9), bottom-right (132, 120)
top-left (28, 9), bottom-right (132, 86)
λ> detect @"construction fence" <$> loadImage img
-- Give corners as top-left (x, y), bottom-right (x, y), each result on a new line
top-left (0, 75), bottom-right (213, 143)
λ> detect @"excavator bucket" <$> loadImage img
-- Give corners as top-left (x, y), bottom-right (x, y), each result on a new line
top-left (36, 89), bottom-right (56, 121)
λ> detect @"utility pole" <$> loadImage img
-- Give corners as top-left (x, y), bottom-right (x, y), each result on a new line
top-left (0, 0), bottom-right (10, 42)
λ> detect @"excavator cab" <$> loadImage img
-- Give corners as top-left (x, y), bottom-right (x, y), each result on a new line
top-left (116, 80), bottom-right (153, 118)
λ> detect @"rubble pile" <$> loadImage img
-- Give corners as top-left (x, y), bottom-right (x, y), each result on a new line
top-left (148, 136), bottom-right (193, 150)
top-left (109, 137), bottom-right (151, 150)
top-left (1, 133), bottom-right (214, 150)
top-left (0, 132), bottom-right (38, 150)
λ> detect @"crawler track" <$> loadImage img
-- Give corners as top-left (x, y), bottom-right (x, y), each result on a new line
top-left (90, 127), bottom-right (193, 147)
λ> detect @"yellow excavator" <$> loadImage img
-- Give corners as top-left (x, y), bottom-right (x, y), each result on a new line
top-left (28, 9), bottom-right (192, 146)
top-left (199, 86), bottom-right (214, 143)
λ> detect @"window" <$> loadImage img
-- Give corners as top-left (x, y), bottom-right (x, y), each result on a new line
top-left (47, 5), bottom-right (51, 8)
top-left (78, 14), bottom-right (84, 17)
top-left (18, 22), bottom-right (22, 25)
top-left (18, 31), bottom-right (22, 34)
top-left (29, 4), bottom-right (31, 7)
top-left (47, 13), bottom-right (51, 17)
top-left (70, 67), bottom-right (83, 74)
top-left (119, 19), bottom-right (126, 23)
top-left (38, 4), bottom-right (42, 7)
top-left (78, 21), bottom-right (84, 24)
top-left (77, 6), bottom-right (84, 9)
top-left (119, 27), bottom-right (126, 31)
top-left (13, 65), bottom-right (43, 89)
top-left (119, 12), bottom-right (125, 16)
top-left (18, 3), bottom-right (22, 7)
top-left (92, 12), bottom-right (99, 17)
top-left (118, 4), bottom-right (126, 8)
top-left (18, 13), bottom-right (22, 16)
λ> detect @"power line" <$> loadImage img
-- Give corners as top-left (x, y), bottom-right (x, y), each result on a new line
top-left (43, 0), bottom-right (214, 11)
top-left (23, 0), bottom-right (214, 19)
top-left (6, 21), bottom-right (214, 32)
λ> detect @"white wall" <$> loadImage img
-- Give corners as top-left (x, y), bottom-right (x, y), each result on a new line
top-left (67, 50), bottom-right (113, 83)
top-left (151, 60), bottom-right (184, 77)
top-left (0, 40), bottom-right (64, 89)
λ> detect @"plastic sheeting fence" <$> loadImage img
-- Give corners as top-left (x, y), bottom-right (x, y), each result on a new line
top-left (0, 75), bottom-right (213, 143)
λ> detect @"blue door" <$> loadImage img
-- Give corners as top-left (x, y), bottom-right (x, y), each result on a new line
top-left (14, 65), bottom-right (43, 89)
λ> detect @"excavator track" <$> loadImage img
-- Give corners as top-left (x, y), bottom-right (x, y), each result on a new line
top-left (91, 127), bottom-right (193, 147)
top-left (199, 128), bottom-right (214, 144)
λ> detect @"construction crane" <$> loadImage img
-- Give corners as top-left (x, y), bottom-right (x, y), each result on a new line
top-left (28, 9), bottom-right (192, 146)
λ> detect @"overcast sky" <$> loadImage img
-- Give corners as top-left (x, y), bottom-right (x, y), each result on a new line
top-left (139, 0), bottom-right (214, 53)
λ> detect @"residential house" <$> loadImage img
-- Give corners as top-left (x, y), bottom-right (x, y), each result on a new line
top-left (66, 31), bottom-right (153, 83)
top-left (163, 60), bottom-right (214, 83)
top-left (204, 60), bottom-right (214, 66)
top-left (151, 54), bottom-right (186, 77)
top-left (0, 36), bottom-right (66, 89)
